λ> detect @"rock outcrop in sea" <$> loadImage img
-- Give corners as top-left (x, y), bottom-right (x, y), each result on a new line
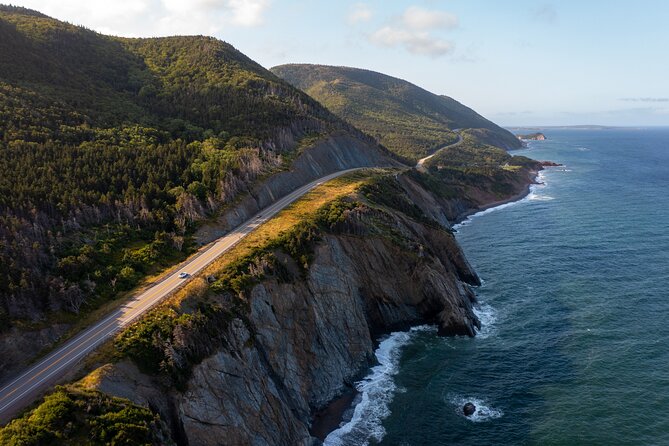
top-left (517, 132), bottom-right (547, 141)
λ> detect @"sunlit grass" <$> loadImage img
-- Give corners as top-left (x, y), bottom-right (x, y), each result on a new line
top-left (164, 168), bottom-right (382, 307)
top-left (81, 168), bottom-right (389, 372)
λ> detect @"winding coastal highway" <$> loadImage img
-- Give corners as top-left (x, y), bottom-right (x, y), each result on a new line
top-left (415, 132), bottom-right (463, 171)
top-left (0, 167), bottom-right (365, 424)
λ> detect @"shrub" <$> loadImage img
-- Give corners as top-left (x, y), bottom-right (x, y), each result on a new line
top-left (0, 387), bottom-right (166, 446)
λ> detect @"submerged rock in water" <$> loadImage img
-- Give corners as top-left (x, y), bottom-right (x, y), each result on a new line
top-left (463, 402), bottom-right (476, 416)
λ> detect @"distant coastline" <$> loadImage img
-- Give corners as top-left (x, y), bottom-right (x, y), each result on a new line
top-left (507, 125), bottom-right (619, 131)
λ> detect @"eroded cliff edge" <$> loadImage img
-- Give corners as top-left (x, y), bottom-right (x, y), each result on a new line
top-left (83, 171), bottom-right (481, 446)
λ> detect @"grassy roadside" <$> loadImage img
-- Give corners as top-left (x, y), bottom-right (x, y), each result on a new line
top-left (82, 168), bottom-right (387, 375)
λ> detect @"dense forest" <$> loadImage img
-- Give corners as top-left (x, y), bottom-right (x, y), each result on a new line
top-left (271, 63), bottom-right (522, 161)
top-left (0, 6), bottom-right (365, 327)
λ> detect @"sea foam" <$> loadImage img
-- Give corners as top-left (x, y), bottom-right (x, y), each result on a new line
top-left (449, 395), bottom-right (503, 422)
top-left (324, 326), bottom-right (433, 446)
top-left (473, 303), bottom-right (497, 339)
top-left (453, 196), bottom-right (529, 231)
top-left (527, 170), bottom-right (555, 201)
top-left (452, 172), bottom-right (548, 230)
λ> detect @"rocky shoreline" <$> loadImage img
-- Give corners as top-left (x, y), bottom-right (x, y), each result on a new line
top-left (310, 166), bottom-right (550, 442)
top-left (310, 387), bottom-right (358, 440)
top-left (452, 168), bottom-right (542, 226)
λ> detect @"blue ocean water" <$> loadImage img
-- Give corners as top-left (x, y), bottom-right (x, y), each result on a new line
top-left (326, 128), bottom-right (669, 445)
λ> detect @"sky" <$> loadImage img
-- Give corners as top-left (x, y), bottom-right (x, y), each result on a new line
top-left (8, 0), bottom-right (669, 126)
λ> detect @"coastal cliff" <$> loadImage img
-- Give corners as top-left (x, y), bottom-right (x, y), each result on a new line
top-left (78, 172), bottom-right (481, 445)
top-left (0, 6), bottom-right (549, 444)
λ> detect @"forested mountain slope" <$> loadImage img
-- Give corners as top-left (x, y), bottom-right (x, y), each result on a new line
top-left (0, 6), bottom-right (385, 346)
top-left (271, 63), bottom-right (522, 161)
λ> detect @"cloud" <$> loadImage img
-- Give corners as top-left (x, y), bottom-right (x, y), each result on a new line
top-left (620, 97), bottom-right (669, 103)
top-left (367, 5), bottom-right (457, 57)
top-left (369, 26), bottom-right (453, 56)
top-left (14, 0), bottom-right (271, 37)
top-left (532, 4), bottom-right (557, 24)
top-left (226, 0), bottom-right (270, 26)
top-left (401, 6), bottom-right (458, 30)
top-left (348, 3), bottom-right (373, 24)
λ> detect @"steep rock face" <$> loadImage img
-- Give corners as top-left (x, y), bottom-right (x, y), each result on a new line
top-left (94, 178), bottom-right (481, 445)
top-left (194, 132), bottom-right (397, 244)
top-left (178, 319), bottom-right (315, 446)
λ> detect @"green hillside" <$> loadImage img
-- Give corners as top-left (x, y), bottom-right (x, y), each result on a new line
top-left (0, 6), bottom-right (363, 326)
top-left (271, 63), bottom-right (522, 161)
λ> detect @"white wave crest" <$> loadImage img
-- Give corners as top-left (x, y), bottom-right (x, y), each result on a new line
top-left (528, 193), bottom-right (554, 201)
top-left (453, 172), bottom-right (549, 230)
top-left (452, 200), bottom-right (520, 231)
top-left (324, 326), bottom-right (431, 446)
top-left (473, 304), bottom-right (497, 339)
top-left (526, 171), bottom-right (554, 201)
top-left (450, 395), bottom-right (503, 422)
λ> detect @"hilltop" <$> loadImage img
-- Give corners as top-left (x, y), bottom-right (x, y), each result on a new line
top-left (271, 63), bottom-right (522, 161)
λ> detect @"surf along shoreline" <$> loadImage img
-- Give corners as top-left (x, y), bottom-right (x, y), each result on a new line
top-left (313, 158), bottom-right (561, 443)
top-left (453, 169), bottom-right (541, 226)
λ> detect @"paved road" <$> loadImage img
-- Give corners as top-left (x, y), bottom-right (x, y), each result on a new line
top-left (415, 132), bottom-right (463, 172)
top-left (0, 167), bottom-right (365, 424)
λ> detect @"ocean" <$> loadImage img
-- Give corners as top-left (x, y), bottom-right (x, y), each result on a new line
top-left (324, 128), bottom-right (669, 445)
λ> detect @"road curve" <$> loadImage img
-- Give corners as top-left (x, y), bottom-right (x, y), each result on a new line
top-left (415, 132), bottom-right (463, 172)
top-left (0, 167), bottom-right (365, 424)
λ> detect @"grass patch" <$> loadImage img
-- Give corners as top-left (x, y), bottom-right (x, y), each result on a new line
top-left (184, 169), bottom-right (379, 293)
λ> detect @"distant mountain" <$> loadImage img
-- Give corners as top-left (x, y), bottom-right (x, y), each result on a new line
top-left (271, 64), bottom-right (522, 161)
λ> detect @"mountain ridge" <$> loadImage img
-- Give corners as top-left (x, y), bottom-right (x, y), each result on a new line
top-left (271, 63), bottom-right (522, 161)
